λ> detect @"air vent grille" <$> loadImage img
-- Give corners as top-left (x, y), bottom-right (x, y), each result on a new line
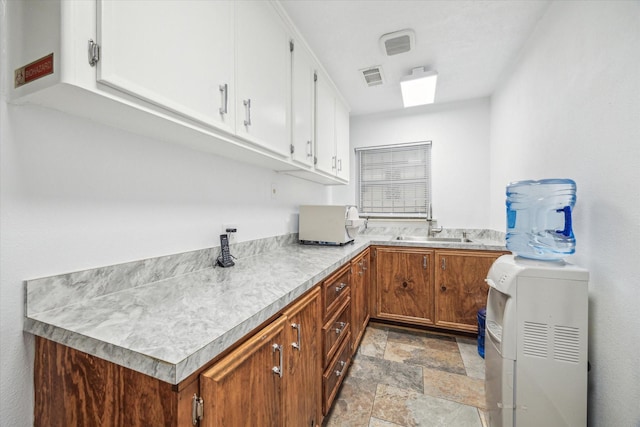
top-left (554, 325), bottom-right (581, 364)
top-left (523, 321), bottom-right (548, 358)
top-left (360, 66), bottom-right (385, 87)
top-left (384, 35), bottom-right (411, 56)
top-left (380, 29), bottom-right (415, 56)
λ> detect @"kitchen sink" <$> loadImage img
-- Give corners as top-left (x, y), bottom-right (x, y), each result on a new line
top-left (395, 235), bottom-right (474, 243)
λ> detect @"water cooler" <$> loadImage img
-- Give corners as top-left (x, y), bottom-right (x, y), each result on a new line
top-left (485, 179), bottom-right (589, 427)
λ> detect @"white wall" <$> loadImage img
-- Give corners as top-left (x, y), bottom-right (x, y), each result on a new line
top-left (333, 98), bottom-right (491, 229)
top-left (489, 1), bottom-right (640, 425)
top-left (0, 105), bottom-right (329, 425)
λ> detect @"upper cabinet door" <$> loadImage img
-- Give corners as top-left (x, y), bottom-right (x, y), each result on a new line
top-left (97, 1), bottom-right (235, 134)
top-left (335, 98), bottom-right (350, 180)
top-left (235, 1), bottom-right (290, 158)
top-left (291, 43), bottom-right (315, 168)
top-left (315, 74), bottom-right (336, 176)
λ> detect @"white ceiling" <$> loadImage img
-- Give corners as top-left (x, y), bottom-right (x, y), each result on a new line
top-left (280, 0), bottom-right (551, 116)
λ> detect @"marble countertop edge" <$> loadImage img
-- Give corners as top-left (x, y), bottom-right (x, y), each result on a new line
top-left (24, 233), bottom-right (505, 385)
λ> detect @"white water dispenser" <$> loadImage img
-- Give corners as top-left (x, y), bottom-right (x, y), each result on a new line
top-left (485, 255), bottom-right (589, 427)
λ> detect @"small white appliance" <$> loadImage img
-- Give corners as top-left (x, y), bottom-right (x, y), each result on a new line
top-left (485, 255), bottom-right (589, 427)
top-left (299, 205), bottom-right (365, 245)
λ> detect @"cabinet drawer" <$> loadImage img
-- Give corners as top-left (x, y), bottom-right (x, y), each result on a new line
top-left (322, 264), bottom-right (350, 317)
top-left (322, 331), bottom-right (352, 415)
top-left (322, 297), bottom-right (350, 366)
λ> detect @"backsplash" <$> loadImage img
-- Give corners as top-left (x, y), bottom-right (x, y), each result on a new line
top-left (361, 225), bottom-right (505, 242)
top-left (25, 233), bottom-right (299, 316)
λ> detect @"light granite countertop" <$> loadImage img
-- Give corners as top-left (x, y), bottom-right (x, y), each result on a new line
top-left (24, 230), bottom-right (505, 385)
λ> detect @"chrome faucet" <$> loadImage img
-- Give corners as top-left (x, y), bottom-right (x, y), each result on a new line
top-left (427, 219), bottom-right (443, 237)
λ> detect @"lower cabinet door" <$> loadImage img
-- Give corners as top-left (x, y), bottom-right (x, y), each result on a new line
top-left (283, 287), bottom-right (322, 427)
top-left (200, 316), bottom-right (286, 427)
top-left (375, 247), bottom-right (435, 325)
top-left (435, 250), bottom-right (502, 332)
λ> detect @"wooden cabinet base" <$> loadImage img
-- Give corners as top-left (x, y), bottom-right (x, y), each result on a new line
top-left (34, 337), bottom-right (195, 427)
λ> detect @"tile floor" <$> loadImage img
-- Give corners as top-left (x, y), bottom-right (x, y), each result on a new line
top-left (323, 322), bottom-right (488, 427)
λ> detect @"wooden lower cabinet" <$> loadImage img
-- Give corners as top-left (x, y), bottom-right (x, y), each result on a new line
top-left (374, 247), bottom-right (435, 326)
top-left (34, 337), bottom-right (197, 427)
top-left (350, 248), bottom-right (370, 349)
top-left (200, 316), bottom-right (286, 427)
top-left (373, 246), bottom-right (506, 333)
top-left (200, 287), bottom-right (321, 427)
top-left (282, 287), bottom-right (322, 427)
top-left (434, 250), bottom-right (503, 333)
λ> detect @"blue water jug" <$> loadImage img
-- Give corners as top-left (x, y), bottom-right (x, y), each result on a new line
top-left (506, 178), bottom-right (576, 261)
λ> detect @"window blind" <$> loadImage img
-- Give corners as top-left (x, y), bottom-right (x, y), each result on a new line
top-left (356, 141), bottom-right (432, 217)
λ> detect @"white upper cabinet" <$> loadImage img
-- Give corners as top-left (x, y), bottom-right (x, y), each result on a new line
top-left (291, 42), bottom-right (315, 168)
top-left (335, 98), bottom-right (350, 181)
top-left (315, 71), bottom-right (350, 182)
top-left (315, 73), bottom-right (337, 176)
top-left (8, 0), bottom-right (349, 184)
top-left (97, 1), bottom-right (235, 134)
top-left (235, 1), bottom-right (290, 158)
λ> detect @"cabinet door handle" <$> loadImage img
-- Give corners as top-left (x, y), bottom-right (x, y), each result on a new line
top-left (307, 140), bottom-right (313, 158)
top-left (272, 343), bottom-right (283, 377)
top-left (219, 84), bottom-right (228, 115)
top-left (332, 156), bottom-right (336, 170)
top-left (335, 321), bottom-right (346, 335)
top-left (441, 258), bottom-right (446, 270)
top-left (335, 360), bottom-right (346, 377)
top-left (335, 283), bottom-right (347, 293)
top-left (337, 158), bottom-right (342, 172)
top-left (243, 98), bottom-right (252, 127)
top-left (423, 256), bottom-right (428, 270)
top-left (291, 323), bottom-right (301, 351)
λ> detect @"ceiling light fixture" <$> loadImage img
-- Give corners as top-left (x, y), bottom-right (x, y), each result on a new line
top-left (400, 67), bottom-right (438, 108)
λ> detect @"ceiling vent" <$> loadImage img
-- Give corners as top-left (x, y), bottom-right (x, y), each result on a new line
top-left (380, 29), bottom-right (415, 56)
top-left (360, 66), bottom-right (385, 87)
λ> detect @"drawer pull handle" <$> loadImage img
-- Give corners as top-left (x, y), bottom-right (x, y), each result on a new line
top-left (272, 344), bottom-right (283, 378)
top-left (335, 283), bottom-right (347, 293)
top-left (291, 323), bottom-right (301, 351)
top-left (335, 321), bottom-right (346, 335)
top-left (335, 360), bottom-right (346, 377)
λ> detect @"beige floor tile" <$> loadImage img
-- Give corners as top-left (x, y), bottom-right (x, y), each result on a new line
top-left (358, 324), bottom-right (389, 359)
top-left (423, 367), bottom-right (486, 409)
top-left (372, 383), bottom-right (482, 427)
top-left (369, 416), bottom-right (405, 427)
top-left (324, 376), bottom-right (377, 427)
top-left (349, 353), bottom-right (424, 393)
top-left (384, 332), bottom-right (466, 375)
top-left (456, 336), bottom-right (485, 379)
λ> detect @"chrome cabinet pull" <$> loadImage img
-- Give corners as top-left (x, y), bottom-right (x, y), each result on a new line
top-left (441, 258), bottom-right (446, 270)
top-left (332, 156), bottom-right (336, 170)
top-left (219, 84), bottom-right (228, 115)
top-left (291, 323), bottom-right (301, 351)
top-left (335, 283), bottom-right (347, 293)
top-left (272, 343), bottom-right (283, 377)
top-left (335, 360), bottom-right (346, 377)
top-left (307, 140), bottom-right (313, 158)
top-left (335, 321), bottom-right (346, 335)
top-left (243, 99), bottom-right (252, 127)
top-left (337, 158), bottom-right (342, 172)
top-left (423, 256), bottom-right (428, 270)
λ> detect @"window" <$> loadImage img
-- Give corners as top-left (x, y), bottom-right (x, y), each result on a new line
top-left (355, 141), bottom-right (432, 218)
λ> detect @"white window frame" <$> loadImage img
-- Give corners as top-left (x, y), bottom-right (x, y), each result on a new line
top-left (355, 141), bottom-right (432, 218)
